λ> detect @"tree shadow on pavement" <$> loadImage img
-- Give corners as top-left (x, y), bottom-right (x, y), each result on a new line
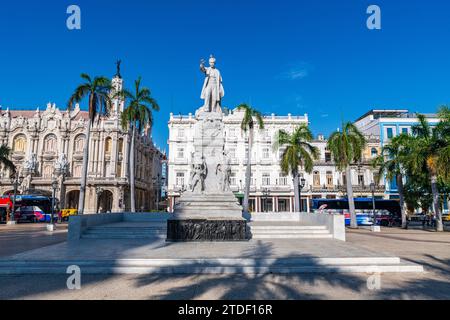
top-left (132, 241), bottom-right (370, 300)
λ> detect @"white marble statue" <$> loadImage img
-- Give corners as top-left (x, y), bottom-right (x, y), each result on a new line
top-left (189, 157), bottom-right (208, 193)
top-left (54, 153), bottom-right (69, 173)
top-left (24, 154), bottom-right (37, 172)
top-left (200, 55), bottom-right (224, 113)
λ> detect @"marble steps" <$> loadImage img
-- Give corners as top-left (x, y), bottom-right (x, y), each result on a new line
top-left (0, 257), bottom-right (424, 274)
top-left (81, 225), bottom-right (167, 239)
top-left (249, 224), bottom-right (333, 239)
top-left (251, 234), bottom-right (333, 239)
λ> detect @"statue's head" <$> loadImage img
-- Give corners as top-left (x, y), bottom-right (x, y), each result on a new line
top-left (209, 55), bottom-right (216, 68)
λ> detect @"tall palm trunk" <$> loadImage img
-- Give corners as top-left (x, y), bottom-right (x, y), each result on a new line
top-left (243, 128), bottom-right (253, 213)
top-left (430, 173), bottom-right (443, 231)
top-left (293, 170), bottom-right (300, 212)
top-left (396, 174), bottom-right (407, 228)
top-left (345, 166), bottom-right (357, 228)
top-left (78, 119), bottom-right (92, 215)
top-left (129, 123), bottom-right (136, 212)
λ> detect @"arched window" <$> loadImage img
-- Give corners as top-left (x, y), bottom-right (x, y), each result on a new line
top-left (371, 148), bottom-right (378, 158)
top-left (43, 165), bottom-right (53, 178)
top-left (73, 164), bottom-right (82, 178)
top-left (105, 137), bottom-right (113, 155)
top-left (13, 135), bottom-right (27, 153)
top-left (313, 171), bottom-right (320, 187)
top-left (43, 134), bottom-right (57, 152)
top-left (74, 134), bottom-right (85, 153)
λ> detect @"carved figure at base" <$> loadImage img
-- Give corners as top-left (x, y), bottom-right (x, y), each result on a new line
top-left (189, 157), bottom-right (208, 193)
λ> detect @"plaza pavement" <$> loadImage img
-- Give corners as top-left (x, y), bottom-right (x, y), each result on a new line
top-left (0, 227), bottom-right (448, 299)
top-left (0, 223), bottom-right (68, 258)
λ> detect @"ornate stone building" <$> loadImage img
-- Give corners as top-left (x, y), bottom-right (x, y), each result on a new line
top-left (0, 75), bottom-right (165, 213)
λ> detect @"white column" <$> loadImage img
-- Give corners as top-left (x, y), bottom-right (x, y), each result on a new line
top-left (99, 133), bottom-right (105, 176)
top-left (88, 136), bottom-right (95, 175)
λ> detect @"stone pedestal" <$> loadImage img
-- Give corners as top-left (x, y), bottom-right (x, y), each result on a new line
top-left (167, 218), bottom-right (246, 242)
top-left (167, 110), bottom-right (247, 242)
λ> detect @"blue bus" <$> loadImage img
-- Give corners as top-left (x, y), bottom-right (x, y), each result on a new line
top-left (312, 198), bottom-right (401, 226)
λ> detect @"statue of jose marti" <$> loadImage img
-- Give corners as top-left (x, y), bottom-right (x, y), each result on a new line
top-left (200, 55), bottom-right (224, 113)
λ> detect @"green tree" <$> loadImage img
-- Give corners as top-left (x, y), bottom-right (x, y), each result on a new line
top-left (236, 104), bottom-right (264, 213)
top-left (408, 109), bottom-right (450, 231)
top-left (0, 145), bottom-right (16, 177)
top-left (327, 122), bottom-right (366, 228)
top-left (274, 125), bottom-right (319, 212)
top-left (373, 134), bottom-right (412, 228)
top-left (117, 77), bottom-right (159, 212)
top-left (68, 74), bottom-right (112, 214)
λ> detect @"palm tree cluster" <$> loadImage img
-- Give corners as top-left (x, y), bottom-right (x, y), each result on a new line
top-left (273, 125), bottom-right (319, 212)
top-left (373, 106), bottom-right (450, 231)
top-left (68, 72), bottom-right (158, 214)
top-left (327, 122), bottom-right (367, 229)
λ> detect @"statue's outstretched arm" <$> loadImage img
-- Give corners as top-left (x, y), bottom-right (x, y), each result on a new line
top-left (200, 60), bottom-right (207, 74)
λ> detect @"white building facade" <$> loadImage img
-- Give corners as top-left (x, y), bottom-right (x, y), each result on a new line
top-left (167, 109), bottom-right (385, 213)
top-left (354, 109), bottom-right (440, 199)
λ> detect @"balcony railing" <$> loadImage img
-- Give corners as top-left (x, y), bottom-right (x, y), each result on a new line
top-left (310, 184), bottom-right (385, 193)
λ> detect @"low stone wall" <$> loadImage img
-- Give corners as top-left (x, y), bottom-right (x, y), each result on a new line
top-left (68, 212), bottom-right (173, 242)
top-left (123, 212), bottom-right (172, 222)
top-left (245, 212), bottom-right (346, 241)
top-left (68, 213), bottom-right (124, 242)
top-left (298, 213), bottom-right (346, 241)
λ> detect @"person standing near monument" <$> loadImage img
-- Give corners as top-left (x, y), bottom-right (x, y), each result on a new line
top-left (200, 55), bottom-right (224, 113)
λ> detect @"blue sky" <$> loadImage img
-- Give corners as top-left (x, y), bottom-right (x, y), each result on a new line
top-left (1, 0), bottom-right (450, 151)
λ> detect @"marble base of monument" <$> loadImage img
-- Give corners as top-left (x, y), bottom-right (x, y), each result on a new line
top-left (168, 192), bottom-right (247, 242)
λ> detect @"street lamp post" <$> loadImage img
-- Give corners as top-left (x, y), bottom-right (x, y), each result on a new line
top-left (299, 177), bottom-right (306, 212)
top-left (153, 174), bottom-right (163, 211)
top-left (48, 176), bottom-right (59, 231)
top-left (95, 186), bottom-right (104, 214)
top-left (370, 182), bottom-right (380, 232)
top-left (262, 187), bottom-right (269, 212)
top-left (8, 172), bottom-right (23, 225)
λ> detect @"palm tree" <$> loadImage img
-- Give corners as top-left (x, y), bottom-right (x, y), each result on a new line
top-left (68, 74), bottom-right (112, 214)
top-left (408, 110), bottom-right (450, 231)
top-left (236, 103), bottom-right (264, 213)
top-left (327, 122), bottom-right (366, 229)
top-left (0, 145), bottom-right (16, 177)
top-left (373, 134), bottom-right (412, 228)
top-left (273, 125), bottom-right (319, 212)
top-left (117, 77), bottom-right (159, 212)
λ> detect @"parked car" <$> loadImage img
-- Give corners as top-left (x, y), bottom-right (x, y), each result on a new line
top-left (0, 207), bottom-right (7, 223)
top-left (408, 213), bottom-right (426, 222)
top-left (15, 206), bottom-right (51, 223)
top-left (60, 208), bottom-right (78, 221)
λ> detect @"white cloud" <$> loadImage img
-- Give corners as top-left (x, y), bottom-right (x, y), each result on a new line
top-left (277, 62), bottom-right (311, 81)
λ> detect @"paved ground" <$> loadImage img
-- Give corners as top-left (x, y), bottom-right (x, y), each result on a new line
top-left (0, 226), bottom-right (448, 299)
top-left (0, 223), bottom-right (68, 258)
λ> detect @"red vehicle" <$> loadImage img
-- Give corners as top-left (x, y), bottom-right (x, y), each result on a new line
top-left (0, 196), bottom-right (19, 222)
top-left (0, 195), bottom-right (55, 223)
